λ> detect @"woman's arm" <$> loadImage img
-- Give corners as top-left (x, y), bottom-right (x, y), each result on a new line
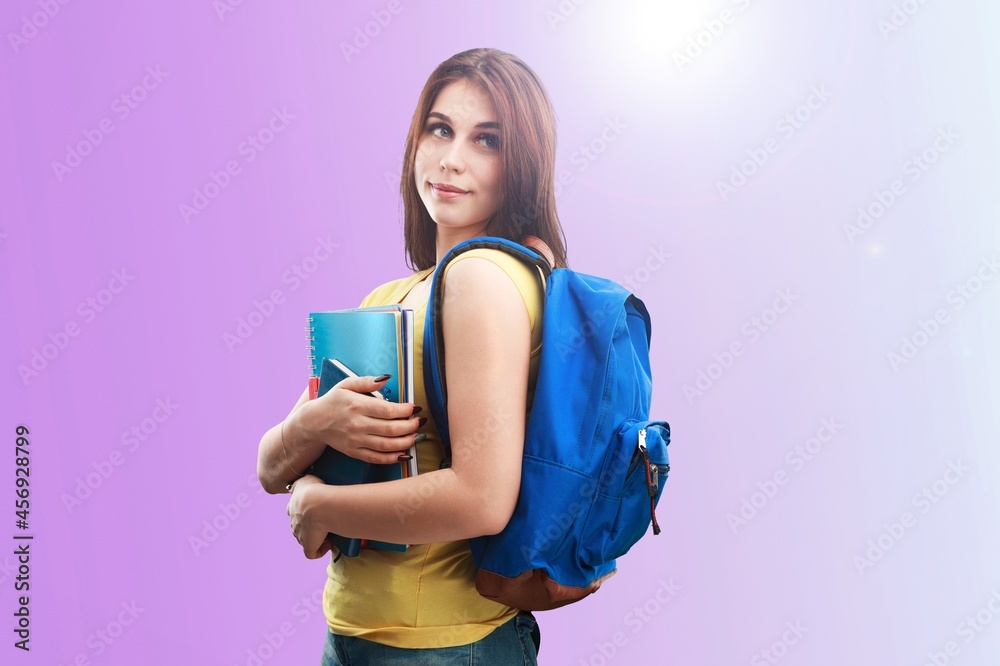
top-left (259, 377), bottom-right (422, 495)
top-left (257, 388), bottom-right (324, 495)
top-left (289, 257), bottom-right (533, 547)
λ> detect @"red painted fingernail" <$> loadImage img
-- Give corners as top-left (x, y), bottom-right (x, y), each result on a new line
top-left (411, 405), bottom-right (423, 416)
top-left (397, 454), bottom-right (413, 461)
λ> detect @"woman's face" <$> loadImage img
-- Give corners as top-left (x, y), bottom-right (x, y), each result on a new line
top-left (414, 79), bottom-right (502, 233)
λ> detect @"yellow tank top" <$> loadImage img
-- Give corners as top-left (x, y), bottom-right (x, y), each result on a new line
top-left (323, 247), bottom-right (545, 648)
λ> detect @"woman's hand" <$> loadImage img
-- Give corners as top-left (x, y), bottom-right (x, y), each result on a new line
top-left (290, 375), bottom-right (425, 465)
top-left (286, 475), bottom-right (334, 560)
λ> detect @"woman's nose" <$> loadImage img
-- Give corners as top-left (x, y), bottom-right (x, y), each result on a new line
top-left (438, 141), bottom-right (466, 173)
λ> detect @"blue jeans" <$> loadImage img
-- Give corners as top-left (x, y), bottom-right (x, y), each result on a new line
top-left (321, 610), bottom-right (540, 665)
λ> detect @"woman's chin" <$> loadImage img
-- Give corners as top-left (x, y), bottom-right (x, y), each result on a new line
top-left (429, 214), bottom-right (474, 230)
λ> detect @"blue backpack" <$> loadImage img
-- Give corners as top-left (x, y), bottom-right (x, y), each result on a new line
top-left (423, 236), bottom-right (670, 611)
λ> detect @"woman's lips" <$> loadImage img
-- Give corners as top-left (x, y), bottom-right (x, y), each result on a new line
top-left (430, 182), bottom-right (468, 199)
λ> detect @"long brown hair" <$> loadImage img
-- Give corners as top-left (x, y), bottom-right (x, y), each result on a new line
top-left (400, 48), bottom-right (569, 271)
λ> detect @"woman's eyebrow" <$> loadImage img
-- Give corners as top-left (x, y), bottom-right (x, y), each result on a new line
top-left (427, 111), bottom-right (500, 130)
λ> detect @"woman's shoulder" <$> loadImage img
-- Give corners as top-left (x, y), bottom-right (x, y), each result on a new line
top-left (442, 247), bottom-right (545, 328)
top-left (443, 247), bottom-right (542, 285)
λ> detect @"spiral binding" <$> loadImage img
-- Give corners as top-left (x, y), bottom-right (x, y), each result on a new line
top-left (306, 316), bottom-right (315, 377)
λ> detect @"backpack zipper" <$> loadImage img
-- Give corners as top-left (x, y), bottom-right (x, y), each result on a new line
top-left (638, 428), bottom-right (661, 535)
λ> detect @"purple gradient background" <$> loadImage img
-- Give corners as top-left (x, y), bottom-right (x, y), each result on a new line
top-left (3, 0), bottom-right (1000, 664)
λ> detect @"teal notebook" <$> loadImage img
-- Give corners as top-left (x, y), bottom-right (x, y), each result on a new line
top-left (306, 306), bottom-right (416, 555)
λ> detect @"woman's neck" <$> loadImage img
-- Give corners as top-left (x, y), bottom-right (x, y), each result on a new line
top-left (434, 222), bottom-right (489, 266)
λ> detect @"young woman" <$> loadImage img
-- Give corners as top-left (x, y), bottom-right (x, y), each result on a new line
top-left (257, 48), bottom-right (568, 665)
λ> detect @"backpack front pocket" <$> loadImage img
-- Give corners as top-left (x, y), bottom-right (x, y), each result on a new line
top-left (580, 420), bottom-right (670, 566)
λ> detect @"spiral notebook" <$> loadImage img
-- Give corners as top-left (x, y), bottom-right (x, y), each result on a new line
top-left (305, 306), bottom-right (417, 556)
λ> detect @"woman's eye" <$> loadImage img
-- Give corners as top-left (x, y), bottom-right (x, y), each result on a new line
top-left (429, 123), bottom-right (451, 138)
top-left (427, 123), bottom-right (498, 149)
top-left (478, 133), bottom-right (500, 149)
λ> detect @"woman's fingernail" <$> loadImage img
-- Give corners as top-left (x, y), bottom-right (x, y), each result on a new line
top-left (417, 417), bottom-right (428, 427)
top-left (414, 433), bottom-right (427, 444)
top-left (374, 374), bottom-right (392, 382)
top-left (411, 405), bottom-right (423, 416)
top-left (397, 454), bottom-right (413, 461)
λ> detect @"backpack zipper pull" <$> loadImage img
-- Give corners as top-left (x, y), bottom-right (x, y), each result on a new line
top-left (638, 428), bottom-right (661, 535)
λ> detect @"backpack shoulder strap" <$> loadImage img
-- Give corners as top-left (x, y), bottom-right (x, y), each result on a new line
top-left (423, 236), bottom-right (551, 465)
top-left (521, 234), bottom-right (554, 271)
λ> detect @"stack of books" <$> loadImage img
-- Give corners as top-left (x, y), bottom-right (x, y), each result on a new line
top-left (305, 305), bottom-right (417, 557)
